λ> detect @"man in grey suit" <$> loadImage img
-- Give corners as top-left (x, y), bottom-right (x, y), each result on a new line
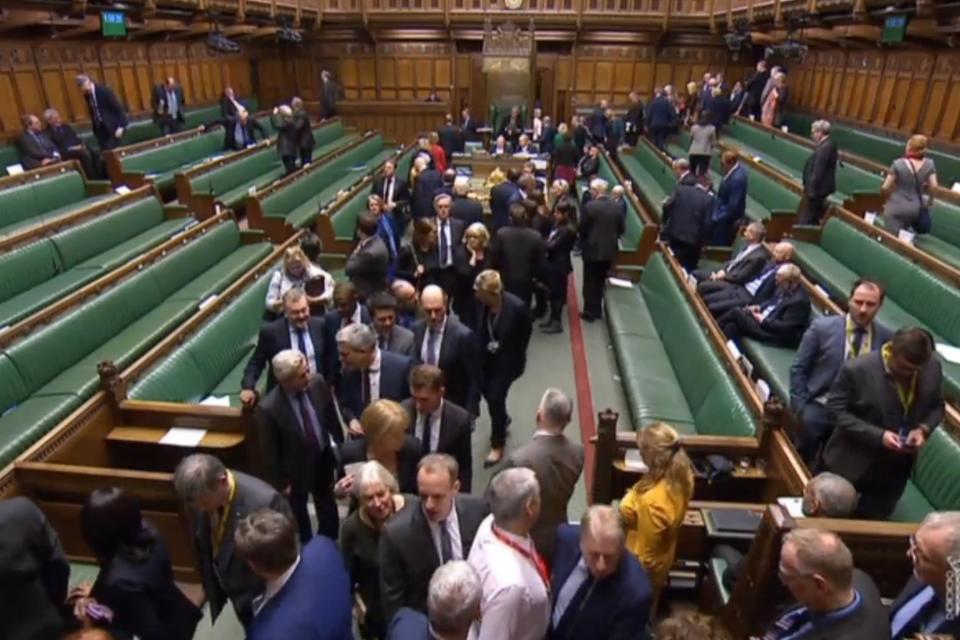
top-left (694, 221), bottom-right (769, 290)
top-left (173, 453), bottom-right (293, 629)
top-left (256, 350), bottom-right (342, 543)
top-left (504, 388), bottom-right (583, 563)
top-left (369, 291), bottom-right (415, 357)
top-left (790, 278), bottom-right (893, 465)
top-left (822, 327), bottom-right (945, 519)
top-left (380, 454), bottom-right (488, 623)
top-left (346, 214), bottom-right (390, 301)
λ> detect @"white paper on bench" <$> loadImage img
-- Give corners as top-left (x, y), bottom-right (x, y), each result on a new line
top-left (756, 379), bottom-right (771, 402)
top-left (936, 343), bottom-right (960, 364)
top-left (624, 450), bottom-right (648, 472)
top-left (607, 277), bottom-right (634, 289)
top-left (864, 211), bottom-right (877, 225)
top-left (952, 182), bottom-right (960, 193)
top-left (159, 427), bottom-right (207, 447)
top-left (114, 186), bottom-right (131, 195)
top-left (777, 496), bottom-right (804, 518)
top-left (200, 395), bottom-right (231, 407)
top-left (6, 163), bottom-right (24, 175)
top-left (898, 229), bottom-right (915, 245)
top-left (198, 294), bottom-right (219, 310)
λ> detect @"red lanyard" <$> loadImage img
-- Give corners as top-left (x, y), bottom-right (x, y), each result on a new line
top-left (492, 525), bottom-right (551, 590)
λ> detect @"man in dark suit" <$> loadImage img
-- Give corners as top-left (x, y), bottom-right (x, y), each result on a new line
top-left (386, 560), bottom-right (482, 640)
top-left (799, 119), bottom-right (839, 226)
top-left (346, 214), bottom-right (390, 301)
top-left (473, 270), bottom-right (533, 467)
top-left (151, 77), bottom-right (186, 135)
top-left (371, 159), bottom-right (410, 225)
top-left (319, 69), bottom-right (341, 120)
top-left (505, 388), bottom-right (583, 563)
top-left (412, 156), bottom-right (444, 220)
top-left (322, 282), bottom-right (372, 383)
top-left (646, 91), bottom-right (677, 151)
top-left (604, 108), bottom-right (624, 158)
top-left (489, 168), bottom-right (521, 232)
top-left (211, 108), bottom-right (267, 151)
top-left (700, 241), bottom-right (795, 318)
top-left (369, 291), bottom-right (415, 357)
top-left (764, 529), bottom-right (889, 640)
top-left (0, 497), bottom-right (69, 640)
top-left (492, 203), bottom-right (547, 308)
top-left (589, 99), bottom-right (608, 143)
top-left (412, 285), bottom-right (482, 417)
top-left (380, 454), bottom-right (489, 623)
top-left (173, 453), bottom-right (293, 629)
top-left (790, 278), bottom-right (893, 465)
top-left (236, 508), bottom-right (353, 640)
top-left (661, 158), bottom-right (714, 271)
top-left (709, 151), bottom-right (750, 246)
top-left (888, 511), bottom-right (960, 639)
top-left (256, 350), bottom-right (342, 541)
top-left (272, 104), bottom-right (300, 175)
top-left (624, 92), bottom-right (645, 145)
top-left (438, 114), bottom-right (461, 161)
top-left (460, 107), bottom-right (478, 145)
top-left (43, 108), bottom-right (99, 178)
top-left (743, 60), bottom-right (770, 120)
top-left (579, 178), bottom-right (625, 322)
top-left (431, 194), bottom-right (464, 298)
top-left (451, 177), bottom-right (484, 228)
top-left (241, 288), bottom-right (326, 409)
top-left (76, 74), bottom-right (128, 151)
top-left (550, 506), bottom-right (653, 640)
top-left (822, 327), bottom-right (945, 519)
top-left (403, 364), bottom-right (473, 491)
top-left (719, 263), bottom-right (811, 348)
top-left (541, 116), bottom-right (557, 155)
top-left (291, 97), bottom-right (314, 167)
top-left (220, 87), bottom-right (245, 119)
top-left (694, 220), bottom-right (769, 289)
top-left (17, 114), bottom-right (61, 170)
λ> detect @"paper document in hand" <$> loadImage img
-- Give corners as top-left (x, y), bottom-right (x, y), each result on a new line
top-left (777, 497), bottom-right (804, 518)
top-left (159, 427), bottom-right (207, 447)
top-left (936, 343), bottom-right (960, 364)
top-left (624, 449), bottom-right (648, 472)
top-left (200, 395), bottom-right (231, 407)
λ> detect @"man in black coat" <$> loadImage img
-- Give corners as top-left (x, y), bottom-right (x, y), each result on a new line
top-left (624, 91), bottom-right (645, 145)
top-left (579, 178), bottom-right (625, 322)
top-left (151, 77), bottom-right (186, 135)
top-left (292, 97), bottom-right (314, 166)
top-left (489, 168), bottom-right (521, 232)
top-left (412, 285), bottom-right (482, 417)
top-left (319, 70), bottom-right (341, 120)
top-left (701, 241), bottom-right (794, 318)
top-left (322, 282), bottom-right (372, 384)
top-left (76, 74), bottom-right (128, 151)
top-left (645, 91), bottom-right (677, 151)
top-left (473, 270), bottom-right (533, 466)
top-left (437, 114), bottom-right (461, 161)
top-left (431, 194), bottom-right (464, 297)
top-left (17, 114), bottom-right (61, 170)
top-left (799, 120), bottom-right (839, 225)
top-left (240, 288), bottom-right (326, 409)
top-left (370, 158), bottom-right (410, 222)
top-left (694, 221), bottom-right (769, 289)
top-left (43, 108), bottom-right (99, 178)
top-left (491, 203), bottom-right (547, 308)
top-left (220, 87), bottom-right (245, 120)
top-left (718, 263), bottom-right (811, 348)
top-left (742, 60), bottom-right (770, 120)
top-left (403, 364), bottom-right (473, 491)
top-left (661, 158), bottom-right (714, 271)
top-left (572, 115), bottom-right (589, 157)
top-left (460, 107), bottom-right (478, 145)
top-left (379, 454), bottom-right (488, 623)
top-left (0, 497), bottom-right (69, 640)
top-left (589, 99), bottom-right (608, 143)
top-left (346, 214), bottom-right (390, 301)
top-left (412, 156), bottom-right (444, 220)
top-left (210, 109), bottom-right (267, 151)
top-left (272, 104), bottom-right (300, 175)
top-left (451, 177), bottom-right (484, 228)
top-left (256, 350), bottom-right (342, 541)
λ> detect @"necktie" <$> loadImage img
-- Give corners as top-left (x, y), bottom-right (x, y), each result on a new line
top-left (440, 221), bottom-right (449, 267)
top-left (439, 519), bottom-right (453, 563)
top-left (90, 92), bottom-right (102, 125)
top-left (295, 329), bottom-right (312, 374)
top-left (384, 177), bottom-right (393, 201)
top-left (421, 413), bottom-right (433, 456)
top-left (362, 370), bottom-right (371, 406)
top-left (891, 587), bottom-right (938, 639)
top-left (851, 328), bottom-right (866, 359)
top-left (379, 334), bottom-right (388, 351)
top-left (426, 329), bottom-right (439, 365)
top-left (552, 570), bottom-right (594, 635)
top-left (297, 392), bottom-right (323, 452)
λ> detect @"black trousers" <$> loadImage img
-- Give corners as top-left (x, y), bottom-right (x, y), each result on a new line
top-left (282, 155), bottom-right (298, 175)
top-left (63, 147), bottom-right (101, 180)
top-left (649, 127), bottom-right (668, 152)
top-left (798, 195), bottom-right (828, 225)
top-left (288, 462), bottom-right (339, 543)
top-left (159, 117), bottom-right (183, 136)
top-left (504, 278), bottom-right (533, 309)
top-left (484, 362), bottom-right (517, 448)
top-left (700, 284), bottom-right (752, 318)
top-left (689, 154), bottom-right (711, 176)
top-left (667, 239), bottom-right (701, 272)
top-left (300, 148), bottom-right (313, 166)
top-left (581, 259), bottom-right (611, 318)
top-left (718, 307), bottom-right (777, 343)
top-left (97, 130), bottom-right (121, 151)
top-left (547, 266), bottom-right (571, 321)
top-left (794, 401), bottom-right (832, 467)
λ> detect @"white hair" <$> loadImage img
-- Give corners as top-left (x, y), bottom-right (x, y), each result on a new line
top-left (538, 388), bottom-right (573, 430)
top-left (271, 349), bottom-right (305, 382)
top-left (42, 108), bottom-right (59, 122)
top-left (453, 176), bottom-right (470, 196)
top-left (776, 263), bottom-right (801, 281)
top-left (354, 460), bottom-right (399, 499)
top-left (427, 561), bottom-right (481, 634)
top-left (589, 178), bottom-right (609, 194)
top-left (487, 467), bottom-right (539, 525)
top-left (413, 156), bottom-right (428, 171)
top-left (336, 323), bottom-right (376, 351)
top-left (75, 74), bottom-right (91, 88)
top-left (812, 119), bottom-right (832, 136)
top-left (807, 472), bottom-right (857, 517)
top-left (673, 158), bottom-right (690, 172)
top-left (919, 511), bottom-right (960, 562)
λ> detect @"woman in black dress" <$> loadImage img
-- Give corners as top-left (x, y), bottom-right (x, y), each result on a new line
top-left (453, 222), bottom-right (492, 327)
top-left (541, 199), bottom-right (578, 334)
top-left (395, 218), bottom-right (440, 291)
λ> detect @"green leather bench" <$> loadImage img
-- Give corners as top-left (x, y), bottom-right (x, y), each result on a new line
top-left (0, 220), bottom-right (272, 468)
top-left (619, 143), bottom-right (678, 222)
top-left (259, 135), bottom-right (399, 230)
top-left (118, 131), bottom-right (225, 191)
top-left (128, 273), bottom-right (272, 407)
top-left (0, 195), bottom-right (194, 327)
top-left (187, 123), bottom-right (356, 211)
top-left (0, 169), bottom-right (112, 236)
top-left (0, 144), bottom-right (20, 171)
top-left (605, 253), bottom-right (755, 436)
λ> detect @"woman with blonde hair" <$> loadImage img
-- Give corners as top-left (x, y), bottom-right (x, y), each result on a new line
top-left (620, 422), bottom-right (695, 602)
top-left (453, 222), bottom-right (491, 326)
top-left (337, 399), bottom-right (421, 495)
top-left (881, 134), bottom-right (939, 234)
top-left (264, 246), bottom-right (334, 318)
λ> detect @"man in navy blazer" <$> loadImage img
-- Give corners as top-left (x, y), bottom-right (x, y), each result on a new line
top-left (321, 282), bottom-right (372, 384)
top-left (488, 169), bottom-right (521, 232)
top-left (790, 278), bottom-right (892, 464)
top-left (387, 560), bottom-right (482, 640)
top-left (719, 263), bottom-right (811, 348)
top-left (710, 151), bottom-right (750, 246)
top-left (645, 91), bottom-right (677, 151)
top-left (236, 508), bottom-right (353, 640)
top-left (241, 288), bottom-right (326, 409)
top-left (336, 323), bottom-right (412, 434)
top-left (550, 506), bottom-right (653, 640)
top-left (76, 74), bottom-right (128, 151)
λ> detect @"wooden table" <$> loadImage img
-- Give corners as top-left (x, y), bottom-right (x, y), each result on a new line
top-left (107, 426), bottom-right (244, 449)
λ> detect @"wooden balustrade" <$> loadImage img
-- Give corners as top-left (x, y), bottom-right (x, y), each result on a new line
top-left (307, 101), bottom-right (448, 145)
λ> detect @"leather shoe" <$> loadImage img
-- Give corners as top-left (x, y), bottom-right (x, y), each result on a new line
top-left (483, 448), bottom-right (504, 468)
top-left (541, 320), bottom-right (563, 334)
top-left (579, 312), bottom-right (596, 322)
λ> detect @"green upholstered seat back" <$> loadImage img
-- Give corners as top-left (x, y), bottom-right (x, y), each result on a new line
top-left (0, 354), bottom-right (30, 414)
top-left (0, 144), bottom-right (21, 169)
top-left (122, 131), bottom-right (221, 175)
top-left (596, 155), bottom-right (642, 251)
top-left (0, 183), bottom-right (39, 229)
top-left (32, 172), bottom-right (87, 213)
top-left (912, 428), bottom-right (960, 511)
top-left (50, 197), bottom-right (164, 270)
top-left (0, 240), bottom-right (62, 303)
top-left (331, 193), bottom-right (368, 239)
top-left (930, 201), bottom-right (960, 247)
top-left (146, 222), bottom-right (240, 300)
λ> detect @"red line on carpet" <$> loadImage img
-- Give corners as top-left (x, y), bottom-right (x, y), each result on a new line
top-left (566, 272), bottom-right (597, 502)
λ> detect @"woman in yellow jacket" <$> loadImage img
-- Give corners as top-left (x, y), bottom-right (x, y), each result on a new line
top-left (619, 422), bottom-right (695, 603)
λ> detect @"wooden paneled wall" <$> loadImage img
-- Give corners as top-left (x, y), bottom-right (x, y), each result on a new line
top-left (0, 41), bottom-right (253, 141)
top-left (792, 49), bottom-right (960, 145)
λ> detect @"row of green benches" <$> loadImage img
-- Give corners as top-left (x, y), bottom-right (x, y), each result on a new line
top-left (0, 168), bottom-right (112, 237)
top-left (578, 154), bottom-right (645, 253)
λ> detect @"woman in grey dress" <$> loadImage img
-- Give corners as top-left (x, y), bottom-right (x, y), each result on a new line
top-left (881, 134), bottom-right (939, 234)
top-left (688, 113), bottom-right (717, 177)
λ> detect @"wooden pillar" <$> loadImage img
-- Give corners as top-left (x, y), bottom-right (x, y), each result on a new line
top-left (591, 409), bottom-right (620, 504)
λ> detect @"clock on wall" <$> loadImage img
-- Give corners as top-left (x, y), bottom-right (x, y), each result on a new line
top-left (504, 0), bottom-right (524, 9)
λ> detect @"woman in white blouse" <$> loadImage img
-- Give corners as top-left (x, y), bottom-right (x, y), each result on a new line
top-left (264, 246), bottom-right (334, 317)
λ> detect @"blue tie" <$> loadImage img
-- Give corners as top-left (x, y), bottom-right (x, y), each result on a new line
top-left (891, 586), bottom-right (938, 639)
top-left (296, 329), bottom-right (312, 373)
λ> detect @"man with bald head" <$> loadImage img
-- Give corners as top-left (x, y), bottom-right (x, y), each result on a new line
top-left (411, 285), bottom-right (482, 417)
top-left (391, 279), bottom-right (422, 329)
top-left (719, 263), bottom-right (811, 347)
top-left (702, 241), bottom-right (796, 318)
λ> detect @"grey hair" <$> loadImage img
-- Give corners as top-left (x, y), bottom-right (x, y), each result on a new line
top-left (271, 349), bottom-right (305, 383)
top-left (282, 286), bottom-right (307, 306)
top-left (538, 388), bottom-right (573, 430)
top-left (812, 119), bottom-right (831, 136)
top-left (453, 176), bottom-right (470, 196)
top-left (746, 221), bottom-right (767, 240)
top-left (807, 472), bottom-right (858, 518)
top-left (486, 467), bottom-right (539, 525)
top-left (291, 96), bottom-right (303, 110)
top-left (42, 108), bottom-right (59, 122)
top-left (413, 156), bottom-right (428, 170)
top-left (433, 193), bottom-right (453, 207)
top-left (75, 74), bottom-right (91, 87)
top-left (427, 561), bottom-right (481, 634)
top-left (354, 460), bottom-right (400, 499)
top-left (673, 158), bottom-right (690, 172)
top-left (919, 511), bottom-right (960, 562)
top-left (581, 504), bottom-right (625, 542)
top-left (336, 322), bottom-right (377, 351)
top-left (173, 454), bottom-right (227, 505)
top-left (589, 178), bottom-right (609, 194)
top-left (776, 263), bottom-right (801, 281)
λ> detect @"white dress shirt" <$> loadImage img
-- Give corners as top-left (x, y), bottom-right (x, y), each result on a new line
top-left (468, 515), bottom-right (551, 640)
top-left (252, 554), bottom-right (301, 616)
top-left (426, 499), bottom-right (463, 562)
top-left (367, 348), bottom-right (382, 402)
top-left (415, 400), bottom-right (444, 453)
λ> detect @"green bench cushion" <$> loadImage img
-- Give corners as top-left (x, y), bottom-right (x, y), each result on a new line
top-left (0, 393), bottom-right (83, 468)
top-left (0, 267), bottom-right (101, 329)
top-left (77, 218), bottom-right (192, 269)
top-left (167, 242), bottom-right (272, 302)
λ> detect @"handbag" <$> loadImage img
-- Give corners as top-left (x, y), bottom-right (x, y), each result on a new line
top-left (907, 158), bottom-right (932, 234)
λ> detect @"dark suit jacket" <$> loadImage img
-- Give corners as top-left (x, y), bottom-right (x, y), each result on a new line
top-left (17, 130), bottom-right (58, 169)
top-left (579, 155), bottom-right (599, 178)
top-left (434, 216), bottom-right (465, 264)
top-left (714, 164), bottom-right (749, 225)
top-left (91, 523), bottom-right (202, 640)
top-left (474, 291), bottom-right (533, 379)
top-left (46, 123), bottom-right (83, 154)
top-left (321, 80), bottom-right (341, 119)
top-left (412, 317), bottom-right (482, 416)
top-left (662, 178), bottom-right (715, 247)
top-left (790, 316), bottom-right (893, 413)
top-left (745, 70), bottom-right (770, 109)
top-left (492, 225), bottom-right (547, 294)
top-left (337, 349), bottom-right (413, 423)
top-left (401, 398), bottom-right (473, 491)
top-left (370, 174), bottom-right (410, 210)
top-left (0, 497), bottom-right (69, 640)
top-left (451, 195), bottom-right (484, 228)
top-left (506, 435), bottom-right (584, 561)
top-left (550, 524), bottom-right (653, 640)
top-left (194, 471), bottom-right (293, 624)
top-left (888, 576), bottom-right (960, 639)
top-left (248, 535), bottom-right (353, 640)
top-left (580, 196), bottom-right (625, 263)
top-left (151, 85), bottom-right (186, 122)
top-left (720, 243), bottom-right (769, 285)
top-left (376, 324), bottom-right (415, 357)
top-left (546, 226), bottom-right (577, 275)
top-left (461, 116), bottom-right (478, 143)
top-left (220, 95), bottom-right (242, 119)
top-left (321, 306), bottom-right (373, 382)
top-left (379, 495), bottom-right (489, 622)
top-left (273, 114), bottom-right (299, 157)
top-left (646, 95), bottom-right (677, 130)
top-left (219, 117), bottom-right (267, 151)
top-left (346, 236), bottom-right (390, 300)
top-left (86, 84), bottom-right (128, 135)
top-left (339, 434), bottom-right (422, 494)
top-left (241, 317), bottom-right (326, 393)
top-left (758, 286), bottom-right (812, 347)
top-left (803, 137), bottom-right (839, 199)
top-left (589, 107), bottom-right (607, 140)
top-left (385, 607), bottom-right (430, 640)
top-left (823, 351), bottom-right (945, 501)
top-left (489, 180), bottom-right (519, 230)
top-left (293, 110), bottom-right (314, 150)
top-left (437, 125), bottom-right (461, 160)
top-left (412, 169), bottom-right (443, 219)
top-left (256, 376), bottom-right (342, 496)
top-left (626, 101), bottom-right (645, 134)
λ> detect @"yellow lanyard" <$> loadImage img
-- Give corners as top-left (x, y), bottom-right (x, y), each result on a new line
top-left (882, 343), bottom-right (917, 416)
top-left (845, 316), bottom-right (872, 360)
top-left (212, 471), bottom-right (238, 555)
